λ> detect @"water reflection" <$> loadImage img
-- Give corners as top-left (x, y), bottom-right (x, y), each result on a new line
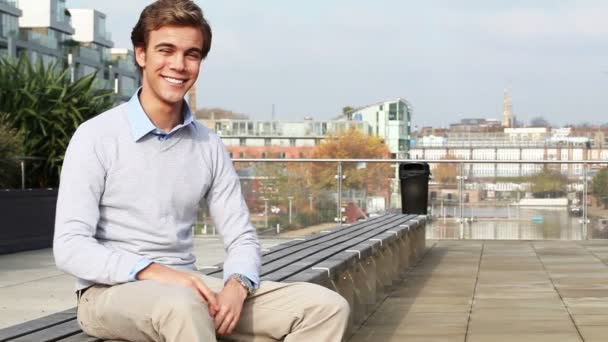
top-left (426, 205), bottom-right (608, 240)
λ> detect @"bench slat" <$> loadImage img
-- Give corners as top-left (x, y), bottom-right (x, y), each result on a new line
top-left (57, 332), bottom-right (103, 342)
top-left (0, 308), bottom-right (77, 342)
top-left (11, 319), bottom-right (80, 342)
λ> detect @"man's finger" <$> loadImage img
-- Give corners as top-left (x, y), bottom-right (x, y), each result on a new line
top-left (193, 278), bottom-right (219, 311)
top-left (226, 318), bottom-right (238, 335)
top-left (214, 306), bottom-right (228, 329)
top-left (217, 312), bottom-right (233, 335)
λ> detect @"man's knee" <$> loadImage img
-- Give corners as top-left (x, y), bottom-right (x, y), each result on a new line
top-left (152, 286), bottom-right (214, 327)
top-left (298, 283), bottom-right (351, 320)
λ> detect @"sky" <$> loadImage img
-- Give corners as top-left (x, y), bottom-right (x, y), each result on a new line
top-left (67, 0), bottom-right (608, 128)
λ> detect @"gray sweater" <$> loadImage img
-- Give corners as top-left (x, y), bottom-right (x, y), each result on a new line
top-left (53, 98), bottom-right (260, 291)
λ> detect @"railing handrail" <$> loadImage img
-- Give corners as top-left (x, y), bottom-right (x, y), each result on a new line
top-left (232, 158), bottom-right (608, 165)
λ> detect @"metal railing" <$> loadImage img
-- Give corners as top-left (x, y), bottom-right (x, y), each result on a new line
top-left (213, 158), bottom-right (608, 240)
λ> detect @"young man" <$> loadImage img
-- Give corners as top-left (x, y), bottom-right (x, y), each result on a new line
top-left (53, 1), bottom-right (349, 341)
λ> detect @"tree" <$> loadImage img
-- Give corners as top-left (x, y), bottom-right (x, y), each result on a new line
top-left (311, 127), bottom-right (392, 196)
top-left (529, 116), bottom-right (552, 128)
top-left (0, 55), bottom-right (114, 188)
top-left (0, 117), bottom-right (24, 189)
top-left (529, 169), bottom-right (568, 197)
top-left (432, 155), bottom-right (458, 184)
top-left (592, 167), bottom-right (608, 208)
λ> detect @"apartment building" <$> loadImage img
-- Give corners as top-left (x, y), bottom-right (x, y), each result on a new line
top-left (1, 0), bottom-right (139, 101)
top-left (0, 0), bottom-right (21, 58)
top-left (345, 98), bottom-right (412, 159)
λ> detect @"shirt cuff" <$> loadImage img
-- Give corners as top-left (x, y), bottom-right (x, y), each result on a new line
top-left (224, 272), bottom-right (259, 290)
top-left (128, 259), bottom-right (153, 281)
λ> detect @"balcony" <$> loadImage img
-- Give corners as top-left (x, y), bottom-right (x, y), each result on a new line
top-left (18, 30), bottom-right (58, 50)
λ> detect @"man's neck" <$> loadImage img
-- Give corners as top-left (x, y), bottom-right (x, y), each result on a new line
top-left (138, 88), bottom-right (183, 132)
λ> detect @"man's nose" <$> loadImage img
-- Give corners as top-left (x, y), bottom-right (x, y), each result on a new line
top-left (170, 54), bottom-right (186, 71)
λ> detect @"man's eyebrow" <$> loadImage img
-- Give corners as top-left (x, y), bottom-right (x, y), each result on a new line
top-left (154, 43), bottom-right (176, 49)
top-left (153, 43), bottom-right (203, 55)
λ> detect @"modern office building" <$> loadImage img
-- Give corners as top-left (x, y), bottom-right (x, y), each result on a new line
top-left (345, 98), bottom-right (412, 159)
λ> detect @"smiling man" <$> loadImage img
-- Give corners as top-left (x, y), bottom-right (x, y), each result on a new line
top-left (53, 1), bottom-right (349, 341)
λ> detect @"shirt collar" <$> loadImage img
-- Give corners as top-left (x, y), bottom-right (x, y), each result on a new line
top-left (127, 88), bottom-right (196, 142)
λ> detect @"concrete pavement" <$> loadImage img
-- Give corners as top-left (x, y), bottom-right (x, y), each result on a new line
top-left (350, 240), bottom-right (608, 342)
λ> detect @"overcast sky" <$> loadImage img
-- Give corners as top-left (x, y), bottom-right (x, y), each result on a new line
top-left (67, 0), bottom-right (608, 128)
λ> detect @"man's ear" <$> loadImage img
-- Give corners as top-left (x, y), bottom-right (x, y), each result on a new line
top-left (135, 46), bottom-right (146, 68)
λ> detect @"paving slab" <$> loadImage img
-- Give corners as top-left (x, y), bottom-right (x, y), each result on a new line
top-left (350, 240), bottom-right (608, 342)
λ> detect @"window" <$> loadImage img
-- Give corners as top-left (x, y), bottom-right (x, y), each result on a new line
top-left (289, 138), bottom-right (296, 147)
top-left (264, 138), bottom-right (271, 146)
top-left (315, 139), bottom-right (321, 146)
top-left (261, 151), bottom-right (271, 158)
top-left (239, 138), bottom-right (246, 146)
top-left (277, 152), bottom-right (286, 158)
top-left (239, 152), bottom-right (245, 158)
top-left (299, 152), bottom-right (306, 158)
top-left (228, 152), bottom-right (233, 158)
top-left (388, 103), bottom-right (397, 120)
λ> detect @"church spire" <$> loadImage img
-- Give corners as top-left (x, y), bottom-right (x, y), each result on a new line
top-left (501, 88), bottom-right (514, 128)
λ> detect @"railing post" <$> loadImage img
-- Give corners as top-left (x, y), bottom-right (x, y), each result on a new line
top-left (583, 163), bottom-right (589, 239)
top-left (20, 160), bottom-right (25, 190)
top-left (337, 162), bottom-right (343, 226)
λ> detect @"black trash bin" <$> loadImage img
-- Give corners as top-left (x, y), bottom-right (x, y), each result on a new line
top-left (399, 162), bottom-right (431, 215)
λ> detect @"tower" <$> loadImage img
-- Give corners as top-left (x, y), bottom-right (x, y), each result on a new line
top-left (501, 89), bottom-right (514, 128)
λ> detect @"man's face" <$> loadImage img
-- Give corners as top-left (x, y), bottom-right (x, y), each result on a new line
top-left (135, 25), bottom-right (204, 107)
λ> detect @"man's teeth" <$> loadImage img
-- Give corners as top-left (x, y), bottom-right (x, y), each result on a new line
top-left (164, 77), bottom-right (185, 84)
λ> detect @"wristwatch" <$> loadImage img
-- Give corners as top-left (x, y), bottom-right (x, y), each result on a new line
top-left (228, 274), bottom-right (255, 296)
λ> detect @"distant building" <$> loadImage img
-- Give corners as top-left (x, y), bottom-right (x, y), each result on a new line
top-left (346, 98), bottom-right (412, 158)
top-left (201, 119), bottom-right (372, 159)
top-left (449, 118), bottom-right (502, 132)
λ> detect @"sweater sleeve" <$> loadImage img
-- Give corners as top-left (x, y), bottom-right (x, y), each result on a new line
top-left (53, 125), bottom-right (142, 285)
top-left (206, 137), bottom-right (261, 287)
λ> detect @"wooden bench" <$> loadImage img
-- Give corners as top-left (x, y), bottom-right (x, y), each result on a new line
top-left (0, 214), bottom-right (426, 341)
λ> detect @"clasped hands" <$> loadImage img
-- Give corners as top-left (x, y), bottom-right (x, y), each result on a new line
top-left (137, 263), bottom-right (248, 335)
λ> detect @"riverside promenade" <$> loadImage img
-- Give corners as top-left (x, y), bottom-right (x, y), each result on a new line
top-left (4, 238), bottom-right (608, 341)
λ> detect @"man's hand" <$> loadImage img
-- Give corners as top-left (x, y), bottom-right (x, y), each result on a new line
top-left (214, 278), bottom-right (248, 335)
top-left (137, 263), bottom-right (219, 316)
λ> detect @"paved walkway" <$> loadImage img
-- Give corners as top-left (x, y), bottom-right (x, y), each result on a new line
top-left (350, 240), bottom-right (608, 342)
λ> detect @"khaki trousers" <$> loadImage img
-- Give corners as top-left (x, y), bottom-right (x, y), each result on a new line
top-left (77, 273), bottom-right (350, 342)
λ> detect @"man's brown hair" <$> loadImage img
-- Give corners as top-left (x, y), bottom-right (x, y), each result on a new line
top-left (131, 0), bottom-right (212, 72)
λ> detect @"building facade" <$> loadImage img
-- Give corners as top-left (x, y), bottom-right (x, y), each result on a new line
top-left (202, 119), bottom-right (372, 158)
top-left (347, 98), bottom-right (412, 158)
top-left (0, 0), bottom-right (139, 101)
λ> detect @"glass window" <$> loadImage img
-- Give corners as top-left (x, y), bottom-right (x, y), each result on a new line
top-left (289, 138), bottom-right (296, 147)
top-left (239, 138), bottom-right (246, 146)
top-left (264, 138), bottom-right (271, 146)
top-left (277, 152), bottom-right (286, 158)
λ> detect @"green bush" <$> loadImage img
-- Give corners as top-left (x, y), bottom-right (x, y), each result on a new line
top-left (0, 117), bottom-right (24, 188)
top-left (0, 55), bottom-right (115, 188)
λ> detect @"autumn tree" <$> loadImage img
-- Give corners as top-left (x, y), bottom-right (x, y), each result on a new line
top-left (432, 155), bottom-right (458, 184)
top-left (311, 127), bottom-right (392, 196)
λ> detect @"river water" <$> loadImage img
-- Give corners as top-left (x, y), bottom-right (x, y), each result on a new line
top-left (426, 205), bottom-right (608, 240)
